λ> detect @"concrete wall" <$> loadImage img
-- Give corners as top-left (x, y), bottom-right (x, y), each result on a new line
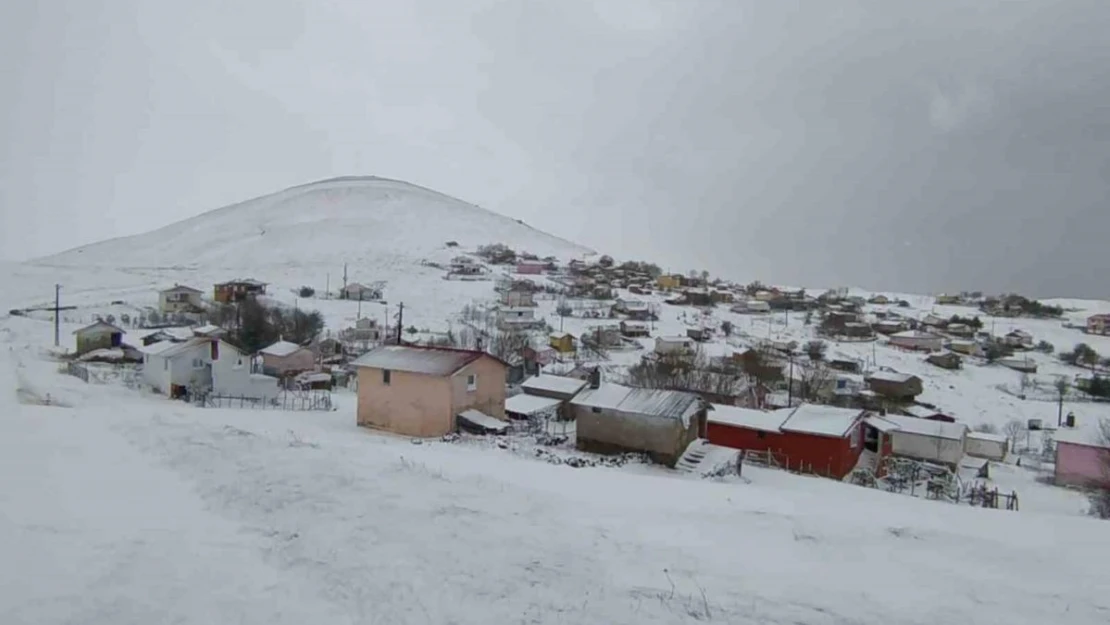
top-left (1055, 442), bottom-right (1110, 487)
top-left (357, 368), bottom-right (453, 437)
top-left (966, 436), bottom-right (1008, 461)
top-left (449, 357), bottom-right (508, 421)
top-left (889, 430), bottom-right (965, 466)
top-left (573, 405), bottom-right (698, 466)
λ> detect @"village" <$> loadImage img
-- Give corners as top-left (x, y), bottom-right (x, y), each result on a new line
top-left (26, 242), bottom-right (1110, 517)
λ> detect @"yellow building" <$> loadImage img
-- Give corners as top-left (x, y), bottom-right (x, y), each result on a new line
top-left (549, 332), bottom-right (577, 354)
top-left (656, 274), bottom-right (682, 290)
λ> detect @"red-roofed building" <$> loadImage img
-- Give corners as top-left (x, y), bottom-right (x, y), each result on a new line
top-left (1087, 314), bottom-right (1110, 336)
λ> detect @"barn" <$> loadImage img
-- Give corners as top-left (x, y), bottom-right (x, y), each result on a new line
top-left (706, 403), bottom-right (868, 479)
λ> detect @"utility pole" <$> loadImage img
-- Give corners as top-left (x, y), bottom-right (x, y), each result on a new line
top-left (325, 273), bottom-right (330, 300)
top-left (395, 302), bottom-right (404, 344)
top-left (53, 284), bottom-right (61, 347)
top-left (787, 354), bottom-right (795, 407)
top-left (357, 292), bottom-right (362, 319)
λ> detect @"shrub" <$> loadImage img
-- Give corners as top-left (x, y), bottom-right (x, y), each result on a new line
top-left (298, 286), bottom-right (316, 298)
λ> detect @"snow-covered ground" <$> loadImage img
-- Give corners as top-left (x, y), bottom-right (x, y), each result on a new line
top-left (4, 178), bottom-right (1110, 622)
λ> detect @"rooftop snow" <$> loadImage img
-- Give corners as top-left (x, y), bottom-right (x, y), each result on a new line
top-left (457, 409), bottom-right (509, 433)
top-left (571, 382), bottom-right (700, 425)
top-left (505, 394), bottom-right (562, 416)
top-left (73, 320), bottom-right (123, 336)
top-left (520, 374), bottom-right (588, 396)
top-left (904, 405), bottom-right (947, 419)
top-left (140, 340), bottom-right (181, 356)
top-left (864, 415), bottom-right (901, 433)
top-left (892, 330), bottom-right (939, 339)
top-left (1054, 425), bottom-right (1110, 449)
top-left (260, 340), bottom-right (306, 357)
top-left (967, 431), bottom-right (1008, 444)
top-left (882, 415), bottom-right (968, 441)
top-left (708, 405), bottom-right (789, 433)
top-left (780, 404), bottom-right (864, 438)
top-left (160, 284), bottom-right (202, 293)
top-left (867, 370), bottom-right (918, 383)
top-left (193, 324), bottom-right (224, 336)
top-left (351, 345), bottom-right (485, 376)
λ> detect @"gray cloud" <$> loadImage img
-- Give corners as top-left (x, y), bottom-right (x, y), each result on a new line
top-left (3, 0), bottom-right (1108, 297)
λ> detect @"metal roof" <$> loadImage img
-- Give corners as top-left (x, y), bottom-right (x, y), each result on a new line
top-left (73, 320), bottom-right (124, 336)
top-left (350, 345), bottom-right (489, 376)
top-left (520, 374), bottom-right (588, 396)
top-left (882, 415), bottom-right (968, 441)
top-left (260, 340), bottom-right (307, 357)
top-left (505, 394), bottom-right (563, 416)
top-left (708, 404), bottom-right (789, 433)
top-left (780, 404), bottom-right (865, 438)
top-left (571, 382), bottom-right (700, 424)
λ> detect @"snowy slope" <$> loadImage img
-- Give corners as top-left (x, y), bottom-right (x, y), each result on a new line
top-left (8, 177), bottom-right (592, 329)
top-left (2, 314), bottom-right (1109, 624)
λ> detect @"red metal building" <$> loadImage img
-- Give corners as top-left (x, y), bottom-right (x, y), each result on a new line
top-left (707, 404), bottom-right (870, 479)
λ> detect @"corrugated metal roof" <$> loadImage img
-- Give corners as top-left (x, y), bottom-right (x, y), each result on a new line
top-left (351, 345), bottom-right (485, 376)
top-left (882, 415), bottom-right (968, 441)
top-left (571, 382), bottom-right (700, 424)
top-left (505, 394), bottom-right (562, 416)
top-left (780, 404), bottom-right (864, 438)
top-left (708, 404), bottom-right (789, 433)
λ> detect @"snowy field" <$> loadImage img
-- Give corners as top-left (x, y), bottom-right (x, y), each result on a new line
top-left (4, 178), bottom-right (1110, 622)
top-left (4, 307), bottom-right (1110, 623)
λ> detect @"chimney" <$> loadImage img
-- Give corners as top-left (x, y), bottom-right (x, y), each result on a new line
top-left (588, 367), bottom-right (601, 389)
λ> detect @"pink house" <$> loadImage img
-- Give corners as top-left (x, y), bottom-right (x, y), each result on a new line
top-left (352, 345), bottom-right (508, 437)
top-left (259, 340), bottom-right (315, 376)
top-left (1087, 314), bottom-right (1110, 336)
top-left (515, 260), bottom-right (545, 275)
top-left (1054, 426), bottom-right (1110, 488)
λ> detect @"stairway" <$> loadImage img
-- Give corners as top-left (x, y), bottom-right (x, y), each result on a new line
top-left (675, 439), bottom-right (712, 473)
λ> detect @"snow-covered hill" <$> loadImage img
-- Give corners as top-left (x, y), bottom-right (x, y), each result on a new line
top-left (7, 177), bottom-right (592, 327)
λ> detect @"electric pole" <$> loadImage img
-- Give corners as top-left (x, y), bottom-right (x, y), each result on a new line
top-left (787, 354), bottom-right (795, 407)
top-left (53, 284), bottom-right (61, 347)
top-left (342, 263), bottom-right (348, 297)
top-left (325, 273), bottom-right (330, 300)
top-left (395, 302), bottom-right (404, 344)
top-left (357, 292), bottom-right (362, 319)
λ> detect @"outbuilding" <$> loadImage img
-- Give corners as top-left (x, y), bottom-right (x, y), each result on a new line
top-left (966, 431), bottom-right (1009, 462)
top-left (881, 415), bottom-right (968, 467)
top-left (888, 330), bottom-right (944, 352)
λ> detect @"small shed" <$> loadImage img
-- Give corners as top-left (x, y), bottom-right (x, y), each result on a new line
top-left (882, 415), bottom-right (968, 467)
top-left (505, 393), bottom-right (562, 420)
top-left (570, 379), bottom-right (705, 467)
top-left (259, 340), bottom-right (315, 376)
top-left (926, 352), bottom-right (962, 370)
top-left (655, 336), bottom-right (695, 356)
top-left (73, 321), bottom-right (124, 356)
top-left (865, 370), bottom-right (924, 401)
top-left (619, 320), bottom-right (650, 338)
top-left (520, 373), bottom-right (588, 402)
top-left (548, 332), bottom-right (577, 354)
top-left (966, 431), bottom-right (1009, 461)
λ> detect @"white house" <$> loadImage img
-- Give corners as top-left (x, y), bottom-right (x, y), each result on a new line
top-left (882, 415), bottom-right (968, 466)
top-left (654, 336), bottom-right (695, 356)
top-left (141, 337), bottom-right (278, 401)
top-left (340, 282), bottom-right (381, 301)
top-left (888, 330), bottom-right (944, 352)
top-left (1003, 329), bottom-right (1034, 348)
top-left (498, 306), bottom-right (540, 329)
top-left (158, 285), bottom-right (204, 314)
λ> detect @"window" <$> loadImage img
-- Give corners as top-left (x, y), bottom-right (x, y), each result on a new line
top-left (591, 407), bottom-right (602, 413)
top-left (382, 369), bottom-right (391, 385)
top-left (192, 358), bottom-right (205, 369)
top-left (163, 359), bottom-right (168, 371)
top-left (466, 374), bottom-right (477, 392)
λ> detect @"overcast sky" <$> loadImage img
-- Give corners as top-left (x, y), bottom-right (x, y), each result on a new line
top-left (2, 1), bottom-right (1108, 297)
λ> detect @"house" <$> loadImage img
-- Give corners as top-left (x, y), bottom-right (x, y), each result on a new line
top-left (498, 306), bottom-right (541, 329)
top-left (1086, 314), bottom-right (1110, 336)
top-left (926, 352), bottom-right (963, 370)
top-left (351, 345), bottom-right (508, 437)
top-left (1054, 425), bottom-right (1110, 488)
top-left (345, 317), bottom-right (384, 343)
top-left (828, 357), bottom-right (863, 374)
top-left (868, 294), bottom-right (891, 305)
top-left (881, 415), bottom-right (968, 467)
top-left (902, 404), bottom-right (956, 422)
top-left (158, 285), bottom-right (204, 314)
top-left (311, 337), bottom-right (346, 363)
top-left (73, 321), bottom-right (124, 356)
top-left (946, 323), bottom-right (974, 337)
top-left (873, 320), bottom-right (907, 335)
top-left (192, 324), bottom-right (226, 338)
top-left (707, 403), bottom-right (868, 479)
top-left (1004, 329), bottom-right (1034, 348)
top-left (613, 298), bottom-right (653, 320)
top-left (656, 274), bottom-right (683, 290)
top-left (935, 294), bottom-right (962, 305)
top-left (259, 340), bottom-right (315, 376)
top-left (947, 339), bottom-right (983, 357)
top-left (619, 320), bottom-right (650, 338)
top-left (340, 282), bottom-right (381, 301)
top-left (998, 357), bottom-right (1038, 373)
top-left (548, 332), bottom-right (577, 354)
top-left (888, 330), bottom-right (943, 352)
top-left (966, 431), bottom-right (1009, 462)
top-left (570, 375), bottom-right (706, 467)
top-left (140, 330), bottom-right (181, 346)
top-left (681, 288), bottom-right (713, 307)
top-left (655, 335), bottom-right (695, 356)
top-left (865, 370), bottom-right (924, 401)
top-left (142, 336), bottom-right (278, 400)
top-left (515, 260), bottom-right (546, 275)
top-left (449, 257), bottom-right (485, 276)
top-left (919, 314), bottom-right (948, 330)
top-left (710, 289), bottom-right (734, 304)
top-left (213, 279), bottom-right (267, 303)
top-left (686, 327), bottom-right (712, 342)
top-left (732, 300), bottom-right (771, 314)
top-left (503, 289), bottom-right (536, 307)
top-left (518, 372), bottom-right (589, 420)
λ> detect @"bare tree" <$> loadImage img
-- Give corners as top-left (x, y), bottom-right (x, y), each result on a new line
top-left (1055, 377), bottom-right (1071, 426)
top-left (1003, 419), bottom-right (1023, 448)
top-left (804, 340), bottom-right (827, 362)
top-left (791, 363), bottom-right (835, 403)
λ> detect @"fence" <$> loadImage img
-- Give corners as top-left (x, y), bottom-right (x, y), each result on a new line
top-left (62, 362), bottom-right (142, 389)
top-left (198, 390), bottom-right (333, 411)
